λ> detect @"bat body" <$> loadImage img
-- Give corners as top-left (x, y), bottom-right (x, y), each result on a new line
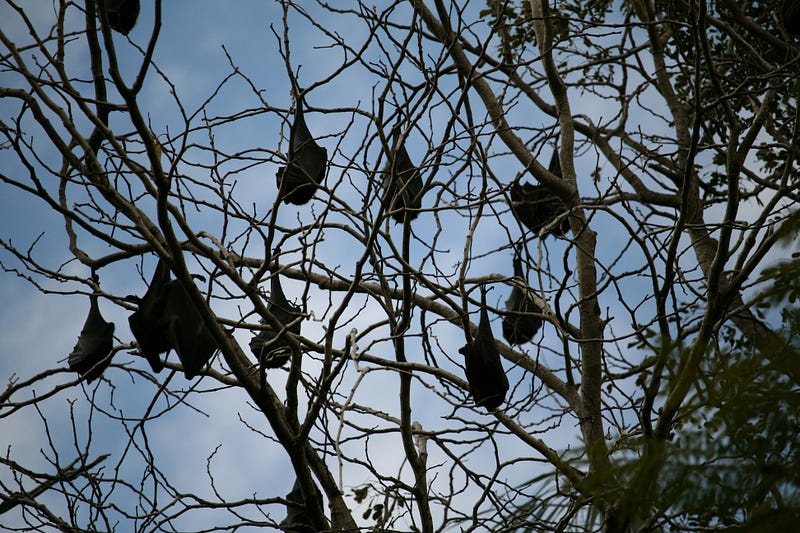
top-left (104, 0), bottom-right (140, 35)
top-left (276, 102), bottom-right (327, 205)
top-left (510, 146), bottom-right (569, 236)
top-left (129, 260), bottom-right (218, 378)
top-left (128, 260), bottom-right (171, 372)
top-left (280, 479), bottom-right (324, 533)
top-left (381, 135), bottom-right (423, 223)
top-left (502, 253), bottom-right (543, 345)
top-left (783, 0), bottom-right (800, 35)
top-left (459, 289), bottom-right (509, 410)
top-left (160, 280), bottom-right (218, 379)
top-left (68, 295), bottom-right (115, 383)
top-left (249, 272), bottom-right (302, 368)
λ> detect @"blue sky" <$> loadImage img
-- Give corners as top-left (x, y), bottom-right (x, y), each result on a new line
top-left (1, 1), bottom-right (791, 531)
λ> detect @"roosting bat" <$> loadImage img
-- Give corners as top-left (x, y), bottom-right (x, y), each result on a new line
top-left (68, 294), bottom-right (115, 383)
top-left (129, 259), bottom-right (218, 378)
top-left (128, 259), bottom-right (172, 373)
top-left (783, 0), bottom-right (800, 35)
top-left (381, 132), bottom-right (423, 223)
top-left (160, 279), bottom-right (218, 379)
top-left (104, 0), bottom-right (140, 35)
top-left (458, 288), bottom-right (509, 410)
top-left (510, 143), bottom-right (570, 236)
top-left (249, 270), bottom-right (302, 368)
top-left (502, 250), bottom-right (543, 345)
top-left (276, 98), bottom-right (328, 205)
top-left (280, 479), bottom-right (324, 533)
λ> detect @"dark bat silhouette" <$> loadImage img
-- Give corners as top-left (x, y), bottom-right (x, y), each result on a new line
top-left (783, 0), bottom-right (800, 35)
top-left (128, 259), bottom-right (172, 373)
top-left (510, 143), bottom-right (570, 236)
top-left (68, 295), bottom-right (115, 383)
top-left (276, 99), bottom-right (327, 205)
top-left (160, 279), bottom-right (218, 379)
top-left (249, 270), bottom-right (302, 368)
top-left (129, 259), bottom-right (218, 378)
top-left (104, 0), bottom-right (140, 35)
top-left (280, 479), bottom-right (324, 533)
top-left (502, 251), bottom-right (543, 345)
top-left (458, 288), bottom-right (509, 410)
top-left (381, 133), bottom-right (423, 223)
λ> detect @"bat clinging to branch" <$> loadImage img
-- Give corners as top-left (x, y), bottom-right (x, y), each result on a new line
top-left (103, 0), bottom-right (140, 35)
top-left (502, 250), bottom-right (543, 345)
top-left (276, 96), bottom-right (327, 205)
top-left (381, 132), bottom-right (423, 223)
top-left (249, 270), bottom-right (303, 369)
top-left (459, 287), bottom-right (509, 411)
top-left (68, 295), bottom-right (115, 383)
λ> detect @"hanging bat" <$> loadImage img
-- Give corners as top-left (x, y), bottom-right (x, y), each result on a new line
top-left (103, 0), bottom-right (140, 35)
top-left (249, 270), bottom-right (303, 368)
top-left (128, 259), bottom-right (172, 373)
top-left (458, 287), bottom-right (509, 410)
top-left (276, 97), bottom-right (328, 205)
top-left (502, 250), bottom-right (543, 345)
top-left (160, 279), bottom-right (218, 379)
top-left (783, 0), bottom-right (800, 35)
top-left (381, 132), bottom-right (423, 223)
top-left (510, 143), bottom-right (570, 236)
top-left (280, 478), bottom-right (324, 533)
top-left (68, 294), bottom-right (115, 383)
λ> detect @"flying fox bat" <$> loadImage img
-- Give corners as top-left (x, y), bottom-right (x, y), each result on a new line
top-left (280, 479), bottom-right (324, 533)
top-left (249, 271), bottom-right (302, 368)
top-left (68, 294), bottom-right (115, 383)
top-left (381, 132), bottom-right (423, 223)
top-left (783, 0), bottom-right (800, 35)
top-left (458, 288), bottom-right (509, 410)
top-left (160, 279), bottom-right (218, 379)
top-left (510, 143), bottom-right (570, 236)
top-left (129, 259), bottom-right (217, 378)
top-left (104, 0), bottom-right (140, 35)
top-left (276, 98), bottom-right (327, 205)
top-left (501, 250), bottom-right (543, 345)
top-left (128, 259), bottom-right (171, 373)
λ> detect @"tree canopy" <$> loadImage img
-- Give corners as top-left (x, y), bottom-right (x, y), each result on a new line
top-left (1, 1), bottom-right (799, 531)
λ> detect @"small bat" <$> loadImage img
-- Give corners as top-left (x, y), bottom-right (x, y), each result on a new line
top-left (502, 250), bottom-right (543, 345)
top-left (249, 270), bottom-right (302, 368)
top-left (128, 259), bottom-right (172, 373)
top-left (280, 478), bottom-right (324, 533)
top-left (381, 132), bottom-right (423, 223)
top-left (103, 0), bottom-right (140, 35)
top-left (68, 294), bottom-right (115, 383)
top-left (276, 98), bottom-right (328, 205)
top-left (459, 287), bottom-right (509, 410)
top-left (510, 143), bottom-right (570, 236)
top-left (160, 279), bottom-right (218, 379)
